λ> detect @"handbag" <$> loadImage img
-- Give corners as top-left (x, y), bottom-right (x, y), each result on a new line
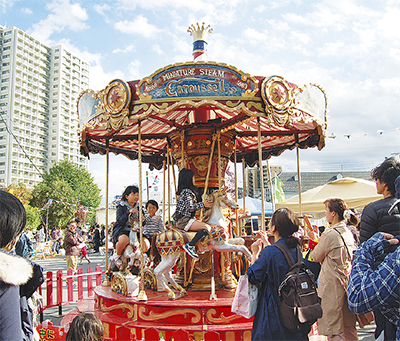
top-left (231, 274), bottom-right (259, 318)
top-left (356, 311), bottom-right (374, 328)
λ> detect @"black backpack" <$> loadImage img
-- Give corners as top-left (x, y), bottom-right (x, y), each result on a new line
top-left (271, 243), bottom-right (322, 333)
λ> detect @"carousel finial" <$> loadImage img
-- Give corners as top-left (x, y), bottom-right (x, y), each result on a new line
top-left (187, 22), bottom-right (213, 62)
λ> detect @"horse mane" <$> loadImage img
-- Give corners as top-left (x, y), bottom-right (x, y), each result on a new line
top-left (202, 191), bottom-right (216, 223)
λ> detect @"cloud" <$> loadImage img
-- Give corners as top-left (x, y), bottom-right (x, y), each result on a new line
top-left (112, 45), bottom-right (135, 54)
top-left (0, 0), bottom-right (17, 12)
top-left (114, 15), bottom-right (162, 38)
top-left (21, 7), bottom-right (33, 14)
top-left (152, 44), bottom-right (164, 55)
top-left (127, 60), bottom-right (142, 81)
top-left (27, 0), bottom-right (89, 43)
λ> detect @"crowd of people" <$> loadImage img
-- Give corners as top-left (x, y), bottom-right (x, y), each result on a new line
top-left (247, 157), bottom-right (400, 341)
top-left (1, 157), bottom-right (399, 340)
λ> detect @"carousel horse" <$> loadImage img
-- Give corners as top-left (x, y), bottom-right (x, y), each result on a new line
top-left (153, 188), bottom-right (252, 299)
top-left (109, 219), bottom-right (147, 275)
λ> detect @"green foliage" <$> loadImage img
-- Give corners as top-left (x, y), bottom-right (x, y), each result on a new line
top-left (25, 204), bottom-right (41, 230)
top-left (6, 182), bottom-right (32, 205)
top-left (30, 160), bottom-right (101, 227)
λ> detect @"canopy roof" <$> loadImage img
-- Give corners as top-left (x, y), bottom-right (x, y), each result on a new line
top-left (275, 177), bottom-right (382, 213)
top-left (78, 62), bottom-right (327, 169)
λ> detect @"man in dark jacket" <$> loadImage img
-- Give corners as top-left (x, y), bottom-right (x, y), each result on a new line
top-left (359, 156), bottom-right (400, 339)
top-left (359, 157), bottom-right (400, 243)
top-left (64, 221), bottom-right (83, 277)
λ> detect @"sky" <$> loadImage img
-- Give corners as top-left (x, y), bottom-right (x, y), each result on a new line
top-left (1, 0), bottom-right (400, 203)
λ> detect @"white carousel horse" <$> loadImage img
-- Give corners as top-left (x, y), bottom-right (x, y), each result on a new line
top-left (109, 220), bottom-right (147, 275)
top-left (153, 189), bottom-right (252, 299)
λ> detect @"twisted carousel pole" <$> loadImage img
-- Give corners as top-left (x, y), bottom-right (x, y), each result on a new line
top-left (242, 157), bottom-right (246, 236)
top-left (103, 140), bottom-right (111, 286)
top-left (162, 160), bottom-right (166, 226)
top-left (257, 117), bottom-right (266, 231)
top-left (137, 120), bottom-right (147, 302)
top-left (234, 141), bottom-right (239, 237)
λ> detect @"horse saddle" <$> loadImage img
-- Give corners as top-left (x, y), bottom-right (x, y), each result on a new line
top-left (155, 226), bottom-right (227, 256)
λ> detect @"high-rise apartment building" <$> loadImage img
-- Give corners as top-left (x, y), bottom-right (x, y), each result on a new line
top-left (0, 25), bottom-right (89, 188)
top-left (244, 165), bottom-right (282, 200)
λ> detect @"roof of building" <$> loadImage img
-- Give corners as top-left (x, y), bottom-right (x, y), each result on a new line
top-left (279, 171), bottom-right (372, 195)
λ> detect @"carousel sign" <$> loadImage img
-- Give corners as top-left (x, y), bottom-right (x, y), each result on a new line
top-left (137, 63), bottom-right (258, 100)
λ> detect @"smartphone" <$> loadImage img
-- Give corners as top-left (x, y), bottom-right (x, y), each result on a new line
top-left (251, 217), bottom-right (259, 232)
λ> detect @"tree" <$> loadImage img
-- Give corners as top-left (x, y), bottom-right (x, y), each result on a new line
top-left (25, 204), bottom-right (41, 230)
top-left (30, 160), bottom-right (101, 228)
top-left (6, 182), bottom-right (32, 205)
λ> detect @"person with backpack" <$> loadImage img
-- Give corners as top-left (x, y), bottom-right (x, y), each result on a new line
top-left (247, 208), bottom-right (312, 340)
top-left (310, 198), bottom-right (358, 341)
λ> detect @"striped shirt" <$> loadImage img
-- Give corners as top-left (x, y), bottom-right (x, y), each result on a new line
top-left (143, 215), bottom-right (164, 236)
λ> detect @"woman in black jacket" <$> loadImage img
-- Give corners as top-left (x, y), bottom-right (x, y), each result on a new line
top-left (359, 156), bottom-right (400, 339)
top-left (359, 157), bottom-right (400, 243)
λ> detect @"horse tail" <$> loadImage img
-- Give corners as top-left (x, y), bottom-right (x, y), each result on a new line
top-left (151, 234), bottom-right (161, 264)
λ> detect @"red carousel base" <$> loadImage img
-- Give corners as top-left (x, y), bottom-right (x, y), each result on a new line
top-left (62, 286), bottom-right (253, 341)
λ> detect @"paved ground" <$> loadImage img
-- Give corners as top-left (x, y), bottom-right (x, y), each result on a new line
top-left (35, 253), bottom-right (376, 340)
top-left (35, 251), bottom-right (107, 326)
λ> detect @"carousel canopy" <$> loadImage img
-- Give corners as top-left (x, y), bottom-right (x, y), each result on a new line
top-left (78, 61), bottom-right (327, 169)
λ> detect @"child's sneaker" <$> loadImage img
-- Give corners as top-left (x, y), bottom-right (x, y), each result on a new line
top-left (183, 243), bottom-right (199, 259)
top-left (113, 253), bottom-right (122, 266)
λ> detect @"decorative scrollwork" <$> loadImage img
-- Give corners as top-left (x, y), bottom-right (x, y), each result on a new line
top-left (138, 306), bottom-right (201, 323)
top-left (206, 308), bottom-right (243, 324)
top-left (99, 297), bottom-right (137, 320)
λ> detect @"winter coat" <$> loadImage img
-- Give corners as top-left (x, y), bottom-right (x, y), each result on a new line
top-left (64, 230), bottom-right (83, 257)
top-left (0, 249), bottom-right (44, 341)
top-left (310, 222), bottom-right (357, 337)
top-left (15, 233), bottom-right (34, 259)
top-left (247, 238), bottom-right (308, 341)
top-left (359, 196), bottom-right (400, 243)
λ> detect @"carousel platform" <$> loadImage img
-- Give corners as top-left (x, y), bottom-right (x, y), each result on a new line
top-left (61, 285), bottom-right (253, 341)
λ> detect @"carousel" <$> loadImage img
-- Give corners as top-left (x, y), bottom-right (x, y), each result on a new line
top-left (67, 23), bottom-right (328, 340)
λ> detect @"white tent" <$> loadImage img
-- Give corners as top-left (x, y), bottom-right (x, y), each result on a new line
top-left (275, 177), bottom-right (382, 214)
top-left (238, 196), bottom-right (273, 216)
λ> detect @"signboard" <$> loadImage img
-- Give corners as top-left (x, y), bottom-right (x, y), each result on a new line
top-left (138, 63), bottom-right (258, 100)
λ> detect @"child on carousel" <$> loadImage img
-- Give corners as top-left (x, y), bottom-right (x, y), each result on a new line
top-left (172, 168), bottom-right (212, 259)
top-left (112, 185), bottom-right (150, 266)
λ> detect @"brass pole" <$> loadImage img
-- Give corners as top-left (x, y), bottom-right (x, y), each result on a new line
top-left (257, 117), bottom-right (266, 231)
top-left (234, 142), bottom-right (239, 237)
top-left (180, 131), bottom-right (186, 168)
top-left (217, 132), bottom-right (222, 190)
top-left (167, 148), bottom-right (171, 225)
top-left (137, 120), bottom-right (147, 301)
top-left (203, 134), bottom-right (217, 201)
top-left (102, 141), bottom-right (110, 286)
top-left (296, 140), bottom-right (303, 216)
top-left (242, 157), bottom-right (246, 236)
top-left (169, 152), bottom-right (177, 201)
top-left (162, 160), bottom-right (166, 226)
